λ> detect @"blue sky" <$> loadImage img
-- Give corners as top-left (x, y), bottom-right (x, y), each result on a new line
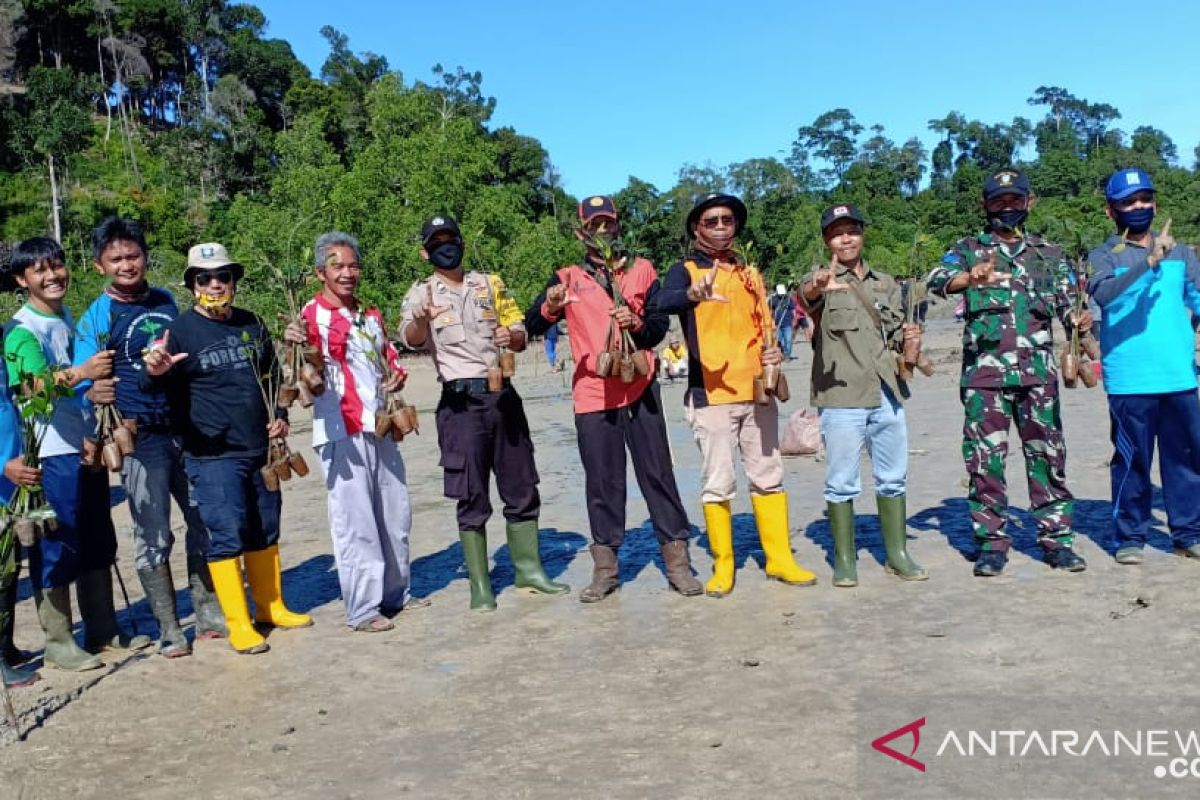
top-left (255, 0), bottom-right (1199, 196)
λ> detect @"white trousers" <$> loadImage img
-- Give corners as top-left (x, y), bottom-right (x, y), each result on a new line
top-left (318, 432), bottom-right (413, 626)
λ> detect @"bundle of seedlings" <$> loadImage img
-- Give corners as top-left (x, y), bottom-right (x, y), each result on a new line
top-left (374, 390), bottom-right (420, 441)
top-left (7, 365), bottom-right (69, 546)
top-left (578, 225), bottom-right (651, 384)
top-left (239, 330), bottom-right (309, 492)
top-left (738, 243), bottom-right (790, 405)
top-left (898, 279), bottom-right (935, 381)
top-left (93, 400), bottom-right (136, 472)
top-left (266, 256), bottom-right (324, 410)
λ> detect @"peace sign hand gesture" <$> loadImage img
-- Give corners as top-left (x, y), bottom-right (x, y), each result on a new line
top-left (686, 266), bottom-right (728, 303)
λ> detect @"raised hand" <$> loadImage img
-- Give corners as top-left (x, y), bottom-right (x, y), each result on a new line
top-left (412, 283), bottom-right (450, 324)
top-left (1148, 218), bottom-right (1174, 268)
top-left (812, 258), bottom-right (850, 294)
top-left (686, 267), bottom-right (728, 303)
top-left (545, 283), bottom-right (578, 314)
top-left (143, 330), bottom-right (188, 376)
top-left (967, 250), bottom-right (1011, 287)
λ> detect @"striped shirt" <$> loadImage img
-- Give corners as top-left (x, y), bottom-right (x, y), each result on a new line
top-left (301, 293), bottom-right (404, 448)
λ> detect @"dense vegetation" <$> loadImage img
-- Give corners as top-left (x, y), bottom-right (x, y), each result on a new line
top-left (2, 1), bottom-right (1198, 324)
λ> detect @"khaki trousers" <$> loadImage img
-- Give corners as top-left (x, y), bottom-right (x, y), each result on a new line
top-left (685, 398), bottom-right (784, 503)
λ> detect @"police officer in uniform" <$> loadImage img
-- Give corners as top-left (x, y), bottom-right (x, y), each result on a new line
top-left (400, 216), bottom-right (569, 610)
top-left (927, 169), bottom-right (1093, 577)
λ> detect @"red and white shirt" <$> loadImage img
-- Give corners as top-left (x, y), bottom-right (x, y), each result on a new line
top-left (301, 293), bottom-right (404, 448)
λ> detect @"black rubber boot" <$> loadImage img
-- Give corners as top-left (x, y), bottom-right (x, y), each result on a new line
top-left (1, 579), bottom-right (38, 686)
top-left (77, 569), bottom-right (152, 653)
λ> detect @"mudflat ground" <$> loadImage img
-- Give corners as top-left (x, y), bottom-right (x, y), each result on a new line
top-left (2, 320), bottom-right (1199, 799)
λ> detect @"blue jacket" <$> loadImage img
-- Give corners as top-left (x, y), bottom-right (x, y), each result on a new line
top-left (1087, 234), bottom-right (1200, 395)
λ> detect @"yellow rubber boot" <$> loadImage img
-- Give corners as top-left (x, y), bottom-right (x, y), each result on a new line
top-left (244, 546), bottom-right (313, 629)
top-left (753, 492), bottom-right (817, 586)
top-left (703, 501), bottom-right (735, 597)
top-left (207, 558), bottom-right (269, 655)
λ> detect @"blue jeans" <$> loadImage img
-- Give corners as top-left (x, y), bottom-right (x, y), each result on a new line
top-left (28, 454), bottom-right (117, 589)
top-left (777, 324), bottom-right (794, 359)
top-left (1108, 391), bottom-right (1200, 549)
top-left (121, 431), bottom-right (211, 571)
top-left (183, 454), bottom-right (280, 560)
top-left (818, 385), bottom-right (908, 503)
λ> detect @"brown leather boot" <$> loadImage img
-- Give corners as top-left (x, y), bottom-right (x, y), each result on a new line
top-left (579, 545), bottom-right (619, 603)
top-left (660, 540), bottom-right (703, 596)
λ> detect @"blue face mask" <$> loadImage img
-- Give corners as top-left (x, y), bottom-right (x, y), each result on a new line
top-left (428, 242), bottom-right (463, 269)
top-left (1113, 206), bottom-right (1154, 235)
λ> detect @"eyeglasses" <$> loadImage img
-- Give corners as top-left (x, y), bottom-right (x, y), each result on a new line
top-left (699, 214), bottom-right (736, 229)
top-left (195, 269), bottom-right (233, 287)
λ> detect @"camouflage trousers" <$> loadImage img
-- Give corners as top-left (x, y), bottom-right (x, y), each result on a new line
top-left (961, 384), bottom-right (1074, 551)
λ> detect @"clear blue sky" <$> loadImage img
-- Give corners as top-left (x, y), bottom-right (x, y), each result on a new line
top-left (255, 0), bottom-right (1199, 196)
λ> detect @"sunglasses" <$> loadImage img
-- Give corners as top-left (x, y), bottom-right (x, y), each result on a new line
top-left (195, 269), bottom-right (234, 287)
top-left (699, 214), bottom-right (736, 230)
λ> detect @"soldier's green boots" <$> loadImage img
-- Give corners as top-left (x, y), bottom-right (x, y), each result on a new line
top-left (459, 530), bottom-right (497, 611)
top-left (506, 520), bottom-right (569, 595)
top-left (878, 495), bottom-right (928, 581)
top-left (828, 501), bottom-right (858, 587)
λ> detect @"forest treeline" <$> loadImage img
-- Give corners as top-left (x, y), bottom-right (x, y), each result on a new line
top-left (2, 1), bottom-right (1198, 321)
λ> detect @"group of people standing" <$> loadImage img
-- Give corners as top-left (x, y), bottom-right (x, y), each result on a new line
top-left (2, 165), bottom-right (1198, 690)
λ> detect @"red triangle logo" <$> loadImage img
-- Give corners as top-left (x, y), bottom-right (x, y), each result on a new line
top-left (871, 717), bottom-right (926, 772)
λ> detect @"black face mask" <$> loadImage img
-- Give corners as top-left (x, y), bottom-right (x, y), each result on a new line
top-left (428, 242), bottom-right (464, 269)
top-left (987, 208), bottom-right (1028, 232)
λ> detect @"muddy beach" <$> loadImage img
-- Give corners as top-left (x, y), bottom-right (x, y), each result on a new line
top-left (2, 319), bottom-right (1199, 799)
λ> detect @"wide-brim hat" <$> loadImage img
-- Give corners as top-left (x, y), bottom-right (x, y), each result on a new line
top-left (183, 242), bottom-right (244, 287)
top-left (685, 193), bottom-right (747, 238)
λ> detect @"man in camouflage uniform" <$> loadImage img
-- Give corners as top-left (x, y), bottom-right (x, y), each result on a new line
top-left (927, 168), bottom-right (1093, 577)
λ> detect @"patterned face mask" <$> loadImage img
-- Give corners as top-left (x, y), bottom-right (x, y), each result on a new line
top-left (196, 289), bottom-right (233, 318)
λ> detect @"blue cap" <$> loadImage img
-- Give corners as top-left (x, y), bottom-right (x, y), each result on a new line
top-left (1105, 168), bottom-right (1155, 201)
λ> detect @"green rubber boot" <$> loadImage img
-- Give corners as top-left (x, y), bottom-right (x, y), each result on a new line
top-left (878, 494), bottom-right (928, 581)
top-left (506, 520), bottom-right (569, 595)
top-left (459, 530), bottom-right (497, 611)
top-left (77, 569), bottom-right (153, 653)
top-left (137, 566), bottom-right (190, 658)
top-left (34, 586), bottom-right (103, 672)
top-left (828, 501), bottom-right (858, 587)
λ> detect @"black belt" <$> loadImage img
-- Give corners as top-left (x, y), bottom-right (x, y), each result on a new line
top-left (442, 377), bottom-right (510, 396)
